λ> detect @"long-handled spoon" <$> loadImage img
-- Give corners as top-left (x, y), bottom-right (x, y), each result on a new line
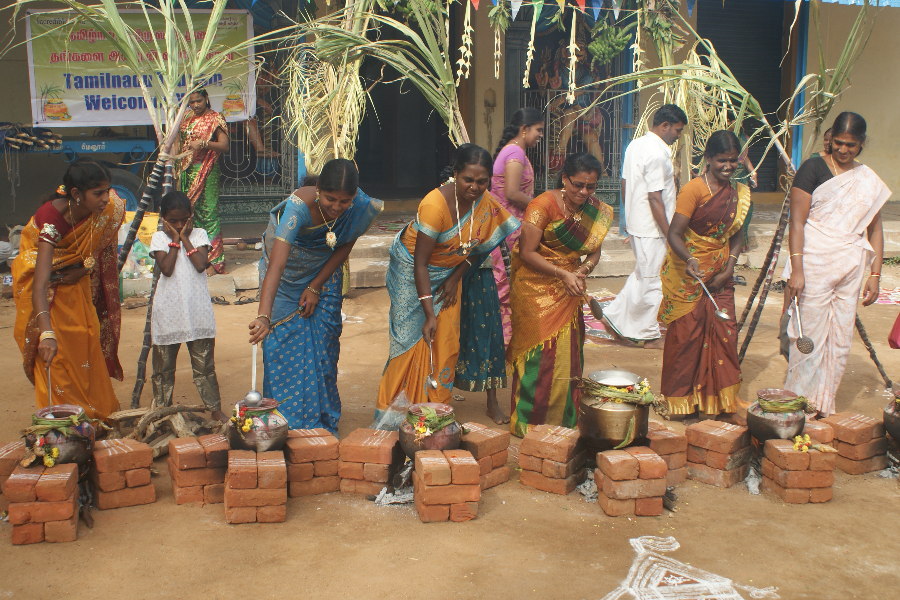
top-left (692, 273), bottom-right (729, 321)
top-left (46, 365), bottom-right (54, 418)
top-left (244, 343), bottom-right (263, 406)
top-left (425, 341), bottom-right (438, 390)
top-left (792, 297), bottom-right (814, 354)
top-left (584, 293), bottom-right (604, 321)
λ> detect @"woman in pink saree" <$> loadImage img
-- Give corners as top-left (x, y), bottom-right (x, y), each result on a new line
top-left (784, 112), bottom-right (891, 417)
top-left (491, 108), bottom-right (544, 343)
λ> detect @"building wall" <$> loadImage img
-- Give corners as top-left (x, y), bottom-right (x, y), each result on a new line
top-left (460, 3), bottom-right (506, 156)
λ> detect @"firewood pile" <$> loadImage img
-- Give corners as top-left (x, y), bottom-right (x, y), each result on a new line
top-left (106, 405), bottom-right (226, 458)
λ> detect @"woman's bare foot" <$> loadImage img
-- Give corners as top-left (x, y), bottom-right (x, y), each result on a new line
top-left (486, 389), bottom-right (510, 425)
top-left (211, 409), bottom-right (229, 423)
top-left (644, 337), bottom-right (665, 350)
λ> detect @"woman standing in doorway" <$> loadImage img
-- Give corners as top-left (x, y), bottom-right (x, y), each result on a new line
top-left (178, 88), bottom-right (229, 274)
top-left (784, 112), bottom-right (890, 418)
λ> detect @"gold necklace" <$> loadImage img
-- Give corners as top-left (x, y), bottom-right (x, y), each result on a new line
top-left (68, 198), bottom-right (96, 271)
top-left (828, 154), bottom-right (850, 176)
top-left (703, 173), bottom-right (714, 196)
top-left (561, 191), bottom-right (584, 223)
top-left (453, 181), bottom-right (475, 255)
top-left (316, 190), bottom-right (338, 249)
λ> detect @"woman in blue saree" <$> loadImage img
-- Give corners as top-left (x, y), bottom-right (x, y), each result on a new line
top-left (249, 159), bottom-right (383, 433)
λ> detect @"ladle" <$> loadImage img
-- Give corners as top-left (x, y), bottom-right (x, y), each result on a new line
top-left (425, 341), bottom-right (438, 390)
top-left (792, 297), bottom-right (814, 354)
top-left (692, 273), bottom-right (729, 321)
top-left (584, 293), bottom-right (604, 321)
top-left (46, 365), bottom-right (54, 418)
top-left (244, 343), bottom-right (263, 407)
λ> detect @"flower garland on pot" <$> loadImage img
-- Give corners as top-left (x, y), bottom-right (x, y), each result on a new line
top-left (406, 406), bottom-right (459, 443)
top-left (20, 412), bottom-right (93, 468)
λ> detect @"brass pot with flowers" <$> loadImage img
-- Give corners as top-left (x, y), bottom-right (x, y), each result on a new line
top-left (398, 403), bottom-right (462, 459)
top-left (226, 398), bottom-right (289, 452)
top-left (21, 404), bottom-right (96, 469)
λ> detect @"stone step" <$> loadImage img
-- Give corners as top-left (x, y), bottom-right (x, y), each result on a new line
top-left (348, 257), bottom-right (389, 289)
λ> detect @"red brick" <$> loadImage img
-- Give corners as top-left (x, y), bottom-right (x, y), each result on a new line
top-left (257, 505), bottom-right (286, 523)
top-left (491, 450), bottom-right (508, 469)
top-left (810, 486), bottom-right (833, 503)
top-left (314, 459), bottom-right (339, 477)
top-left (542, 452), bottom-right (586, 480)
top-left (227, 450), bottom-right (257, 489)
top-left (821, 412), bottom-right (884, 445)
top-left (602, 476), bottom-right (666, 500)
top-left (93, 439), bottom-right (152, 473)
top-left (257, 451), bottom-right (287, 489)
top-left (648, 421), bottom-right (668, 431)
top-left (169, 459), bottom-right (226, 488)
top-left (340, 478), bottom-right (385, 495)
top-left (634, 453), bottom-right (667, 480)
top-left (705, 446), bottom-right (754, 471)
top-left (35, 463), bottom-right (77, 502)
top-left (173, 483), bottom-right (204, 505)
top-left (647, 429), bottom-right (688, 455)
top-left (762, 475), bottom-right (809, 504)
top-left (225, 506), bottom-right (257, 524)
top-left (168, 437), bottom-right (206, 470)
top-left (125, 468), bottom-right (151, 488)
top-left (44, 507), bottom-right (78, 543)
top-left (598, 493), bottom-right (635, 517)
top-left (761, 457), bottom-right (775, 479)
top-left (11, 522), bottom-right (44, 545)
top-left (518, 453), bottom-right (542, 472)
top-left (635, 496), bottom-right (664, 516)
top-left (443, 449), bottom-right (481, 485)
top-left (287, 428), bottom-right (332, 438)
top-left (0, 494), bottom-right (8, 513)
top-left (337, 460), bottom-right (364, 480)
top-left (477, 455), bottom-right (493, 476)
top-left (4, 464), bottom-right (44, 502)
top-left (224, 486), bottom-right (287, 507)
top-left (520, 468), bottom-right (585, 495)
top-left (834, 454), bottom-right (889, 475)
top-left (288, 462), bottom-right (315, 482)
top-left (597, 450), bottom-right (639, 481)
top-left (285, 435), bottom-right (340, 463)
top-left (9, 489), bottom-right (76, 524)
top-left (0, 440), bottom-right (26, 478)
top-left (89, 468), bottom-right (126, 492)
top-left (204, 483), bottom-right (225, 504)
top-left (666, 467), bottom-right (686, 487)
top-left (338, 429), bottom-right (398, 465)
top-left (686, 462), bottom-right (749, 488)
top-left (593, 467), bottom-right (605, 490)
top-left (198, 434), bottom-right (229, 468)
top-left (415, 450), bottom-right (452, 486)
top-left (686, 421), bottom-right (749, 454)
top-left (802, 421), bottom-right (834, 444)
top-left (449, 502), bottom-right (479, 522)
top-left (363, 463), bottom-right (390, 483)
top-left (95, 483), bottom-right (156, 509)
top-left (836, 437), bottom-right (888, 461)
top-left (289, 476), bottom-right (340, 497)
top-left (480, 466), bottom-right (510, 490)
top-left (459, 423), bottom-right (511, 459)
top-left (415, 493), bottom-right (449, 522)
top-left (623, 446), bottom-right (656, 457)
top-left (413, 470), bottom-right (481, 504)
top-left (520, 429), bottom-right (580, 463)
top-left (772, 464), bottom-right (833, 489)
top-left (765, 439), bottom-right (810, 471)
top-left (809, 449), bottom-right (836, 471)
top-left (686, 445), bottom-right (707, 464)
top-left (660, 451), bottom-right (686, 470)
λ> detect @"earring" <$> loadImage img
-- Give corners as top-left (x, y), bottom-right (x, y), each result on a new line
top-left (77, 198), bottom-right (82, 205)
top-left (315, 189), bottom-right (320, 203)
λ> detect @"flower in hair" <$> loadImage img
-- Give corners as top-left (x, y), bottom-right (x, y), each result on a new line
top-left (57, 184), bottom-right (66, 195)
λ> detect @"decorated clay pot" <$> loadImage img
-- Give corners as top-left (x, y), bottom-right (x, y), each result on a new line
top-left (24, 404), bottom-right (95, 467)
top-left (227, 398), bottom-right (289, 452)
top-left (398, 403), bottom-right (461, 460)
top-left (746, 389), bottom-right (806, 444)
top-left (43, 99), bottom-right (71, 121)
top-left (222, 94), bottom-right (244, 116)
top-left (578, 370), bottom-right (649, 453)
top-left (884, 390), bottom-right (900, 441)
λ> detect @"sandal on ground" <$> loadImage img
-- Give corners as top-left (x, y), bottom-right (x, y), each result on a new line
top-left (211, 296), bottom-right (231, 306)
top-left (733, 275), bottom-right (747, 286)
top-left (234, 296), bottom-right (256, 305)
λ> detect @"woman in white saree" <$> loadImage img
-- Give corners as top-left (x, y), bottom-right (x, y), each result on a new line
top-left (784, 112), bottom-right (892, 417)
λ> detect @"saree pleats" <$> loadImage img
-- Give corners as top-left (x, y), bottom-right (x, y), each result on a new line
top-left (181, 162), bottom-right (224, 273)
top-left (455, 267), bottom-right (507, 392)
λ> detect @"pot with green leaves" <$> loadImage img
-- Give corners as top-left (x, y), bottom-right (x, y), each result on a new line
top-left (227, 398), bottom-right (289, 452)
top-left (575, 371), bottom-right (660, 453)
top-left (399, 403), bottom-right (462, 459)
top-left (746, 389), bottom-right (812, 443)
top-left (23, 404), bottom-right (96, 468)
top-left (884, 388), bottom-right (900, 441)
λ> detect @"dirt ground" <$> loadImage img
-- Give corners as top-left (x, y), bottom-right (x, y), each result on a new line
top-left (1, 270), bottom-right (899, 600)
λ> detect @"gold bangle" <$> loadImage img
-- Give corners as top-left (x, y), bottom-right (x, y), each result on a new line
top-left (257, 314), bottom-right (271, 324)
top-left (33, 310), bottom-right (50, 321)
top-left (306, 286), bottom-right (321, 296)
top-left (39, 330), bottom-right (57, 342)
top-left (582, 259), bottom-right (596, 273)
top-left (553, 266), bottom-right (560, 278)
top-left (870, 273), bottom-right (881, 278)
top-left (790, 253), bottom-right (803, 257)
top-left (729, 254), bottom-right (738, 261)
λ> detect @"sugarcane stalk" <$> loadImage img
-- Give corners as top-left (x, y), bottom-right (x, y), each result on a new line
top-left (117, 157), bottom-right (165, 271)
top-left (855, 315), bottom-right (893, 389)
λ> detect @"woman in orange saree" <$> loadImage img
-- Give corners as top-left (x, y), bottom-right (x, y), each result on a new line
top-left (659, 131), bottom-right (750, 420)
top-left (12, 159), bottom-right (125, 421)
top-left (507, 153), bottom-right (612, 437)
top-left (375, 145), bottom-right (519, 421)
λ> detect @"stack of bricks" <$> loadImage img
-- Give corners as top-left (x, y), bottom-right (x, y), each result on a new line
top-left (224, 450), bottom-right (287, 523)
top-left (412, 449), bottom-right (481, 522)
top-left (166, 435), bottom-right (229, 505)
top-left (459, 422), bottom-right (511, 491)
top-left (646, 422), bottom-right (688, 488)
top-left (593, 447), bottom-right (668, 517)
top-left (518, 425), bottom-right (586, 495)
top-left (338, 429), bottom-right (398, 496)
top-left (3, 462), bottom-right (80, 544)
top-left (821, 412), bottom-right (889, 475)
top-left (90, 439), bottom-right (156, 509)
top-left (761, 439), bottom-right (835, 504)
top-left (0, 440), bottom-right (25, 513)
top-left (283, 429), bottom-right (341, 497)
top-left (685, 421), bottom-right (751, 488)
top-left (801, 421), bottom-right (835, 447)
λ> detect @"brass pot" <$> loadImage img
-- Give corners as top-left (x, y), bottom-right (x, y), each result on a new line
top-left (25, 404), bottom-right (95, 467)
top-left (399, 403), bottom-right (461, 460)
top-left (578, 370), bottom-right (649, 452)
top-left (227, 398), bottom-right (289, 452)
top-left (746, 388), bottom-right (805, 443)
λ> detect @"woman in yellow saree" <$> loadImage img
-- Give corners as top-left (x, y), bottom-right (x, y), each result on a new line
top-left (375, 145), bottom-right (519, 420)
top-left (507, 153), bottom-right (613, 437)
top-left (12, 159), bottom-right (125, 421)
top-left (659, 131), bottom-right (751, 420)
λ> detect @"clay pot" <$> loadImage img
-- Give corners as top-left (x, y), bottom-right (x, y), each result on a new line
top-left (884, 390), bottom-right (900, 441)
top-left (746, 388), bottom-right (805, 444)
top-left (578, 370), bottom-right (649, 453)
top-left (25, 404), bottom-right (95, 467)
top-left (398, 403), bottom-right (461, 460)
top-left (227, 398), bottom-right (289, 452)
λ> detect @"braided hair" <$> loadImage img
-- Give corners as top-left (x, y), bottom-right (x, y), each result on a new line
top-left (493, 107), bottom-right (543, 160)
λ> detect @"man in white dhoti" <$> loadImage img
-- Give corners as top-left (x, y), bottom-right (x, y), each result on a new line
top-left (603, 104), bottom-right (687, 349)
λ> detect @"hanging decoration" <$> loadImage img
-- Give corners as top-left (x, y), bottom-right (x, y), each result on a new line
top-left (589, 0), bottom-right (601, 20)
top-left (566, 8), bottom-right (578, 104)
top-left (522, 0), bottom-right (543, 87)
top-left (511, 0), bottom-right (522, 19)
top-left (612, 0), bottom-right (621, 19)
top-left (456, 0), bottom-right (475, 85)
top-left (488, 0), bottom-right (511, 79)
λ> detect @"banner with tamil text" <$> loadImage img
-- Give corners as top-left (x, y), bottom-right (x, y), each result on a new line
top-left (26, 9), bottom-right (256, 127)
